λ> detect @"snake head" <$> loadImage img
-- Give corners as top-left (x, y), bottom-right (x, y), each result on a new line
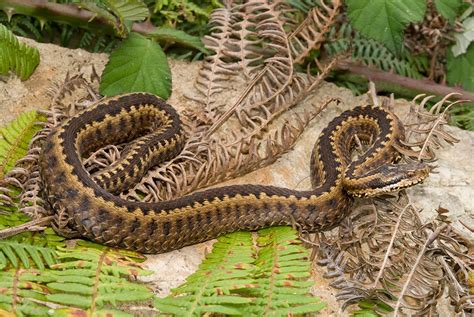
top-left (345, 162), bottom-right (432, 198)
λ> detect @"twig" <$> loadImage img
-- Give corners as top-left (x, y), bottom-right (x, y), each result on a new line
top-left (1, 0), bottom-right (167, 37)
top-left (337, 60), bottom-right (474, 102)
top-left (0, 215), bottom-right (53, 239)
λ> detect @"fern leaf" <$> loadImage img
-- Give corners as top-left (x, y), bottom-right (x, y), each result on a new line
top-left (0, 214), bottom-right (62, 270)
top-left (0, 239), bottom-right (58, 270)
top-left (155, 231), bottom-right (256, 316)
top-left (44, 246), bottom-right (152, 310)
top-left (325, 24), bottom-right (428, 79)
top-left (0, 23), bottom-right (40, 80)
top-left (0, 110), bottom-right (44, 179)
top-left (246, 227), bottom-right (326, 316)
top-left (156, 227), bottom-right (326, 316)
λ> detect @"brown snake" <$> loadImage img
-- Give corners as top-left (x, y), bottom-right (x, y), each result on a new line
top-left (39, 93), bottom-right (431, 253)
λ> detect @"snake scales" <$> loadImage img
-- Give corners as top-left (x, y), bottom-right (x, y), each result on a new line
top-left (39, 93), bottom-right (430, 253)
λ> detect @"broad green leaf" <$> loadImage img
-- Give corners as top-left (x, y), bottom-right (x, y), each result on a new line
top-left (452, 17), bottom-right (474, 57)
top-left (99, 32), bottom-right (172, 98)
top-left (150, 27), bottom-right (208, 53)
top-left (434, 0), bottom-right (463, 22)
top-left (447, 43), bottom-right (474, 91)
top-left (346, 0), bottom-right (426, 54)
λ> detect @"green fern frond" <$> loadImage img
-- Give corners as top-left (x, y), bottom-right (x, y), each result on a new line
top-left (0, 211), bottom-right (30, 229)
top-left (0, 110), bottom-right (45, 179)
top-left (0, 14), bottom-right (43, 41)
top-left (450, 103), bottom-right (474, 131)
top-left (0, 212), bottom-right (64, 270)
top-left (155, 231), bottom-right (255, 316)
top-left (246, 227), bottom-right (326, 316)
top-left (0, 23), bottom-right (40, 80)
top-left (325, 24), bottom-right (428, 79)
top-left (43, 245), bottom-right (153, 309)
top-left (0, 239), bottom-right (57, 270)
top-left (0, 239), bottom-right (153, 315)
top-left (155, 227), bottom-right (326, 316)
top-left (0, 269), bottom-right (52, 316)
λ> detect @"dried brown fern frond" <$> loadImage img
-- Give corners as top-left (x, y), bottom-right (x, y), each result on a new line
top-left (124, 96), bottom-right (338, 202)
top-left (129, 0), bottom-right (343, 203)
top-left (305, 192), bottom-right (472, 315)
top-left (289, 0), bottom-right (341, 64)
top-left (399, 93), bottom-right (461, 162)
top-left (192, 6), bottom-right (238, 123)
top-left (204, 0), bottom-right (294, 133)
top-left (225, 58), bottom-right (339, 145)
top-left (204, 0), bottom-right (341, 136)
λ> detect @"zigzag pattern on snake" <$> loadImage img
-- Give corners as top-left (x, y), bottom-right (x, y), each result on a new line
top-left (39, 93), bottom-right (430, 253)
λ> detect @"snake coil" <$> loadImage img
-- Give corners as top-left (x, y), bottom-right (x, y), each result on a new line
top-left (39, 93), bottom-right (430, 253)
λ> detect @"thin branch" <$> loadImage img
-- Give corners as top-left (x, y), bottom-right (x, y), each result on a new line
top-left (0, 216), bottom-right (53, 239)
top-left (1, 0), bottom-right (162, 37)
top-left (336, 60), bottom-right (474, 102)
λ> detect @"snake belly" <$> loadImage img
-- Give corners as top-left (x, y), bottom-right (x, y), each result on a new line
top-left (39, 93), bottom-right (429, 253)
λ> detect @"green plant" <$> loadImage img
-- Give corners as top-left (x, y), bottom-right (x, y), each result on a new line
top-left (155, 227), bottom-right (326, 316)
top-left (325, 24), bottom-right (429, 80)
top-left (0, 110), bottom-right (44, 179)
top-left (0, 239), bottom-right (153, 316)
top-left (100, 32), bottom-right (172, 98)
top-left (0, 23), bottom-right (40, 80)
top-left (331, 0), bottom-right (474, 130)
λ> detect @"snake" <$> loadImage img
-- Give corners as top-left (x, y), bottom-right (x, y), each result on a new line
top-left (39, 93), bottom-right (431, 254)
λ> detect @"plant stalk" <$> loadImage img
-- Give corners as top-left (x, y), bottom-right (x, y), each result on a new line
top-left (336, 60), bottom-right (474, 101)
top-left (0, 0), bottom-right (158, 37)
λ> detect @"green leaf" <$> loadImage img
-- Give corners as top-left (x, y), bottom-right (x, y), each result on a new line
top-left (0, 239), bottom-right (58, 270)
top-left (157, 227), bottom-right (325, 316)
top-left (434, 0), bottom-right (462, 22)
top-left (346, 0), bottom-right (426, 54)
top-left (447, 43), bottom-right (474, 91)
top-left (0, 23), bottom-right (40, 80)
top-left (434, 0), bottom-right (463, 23)
top-left (150, 27), bottom-right (209, 53)
top-left (0, 110), bottom-right (44, 178)
top-left (452, 17), bottom-right (474, 57)
top-left (103, 0), bottom-right (149, 22)
top-left (99, 32), bottom-right (172, 98)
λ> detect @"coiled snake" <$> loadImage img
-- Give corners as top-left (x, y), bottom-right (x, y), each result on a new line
top-left (39, 93), bottom-right (430, 253)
